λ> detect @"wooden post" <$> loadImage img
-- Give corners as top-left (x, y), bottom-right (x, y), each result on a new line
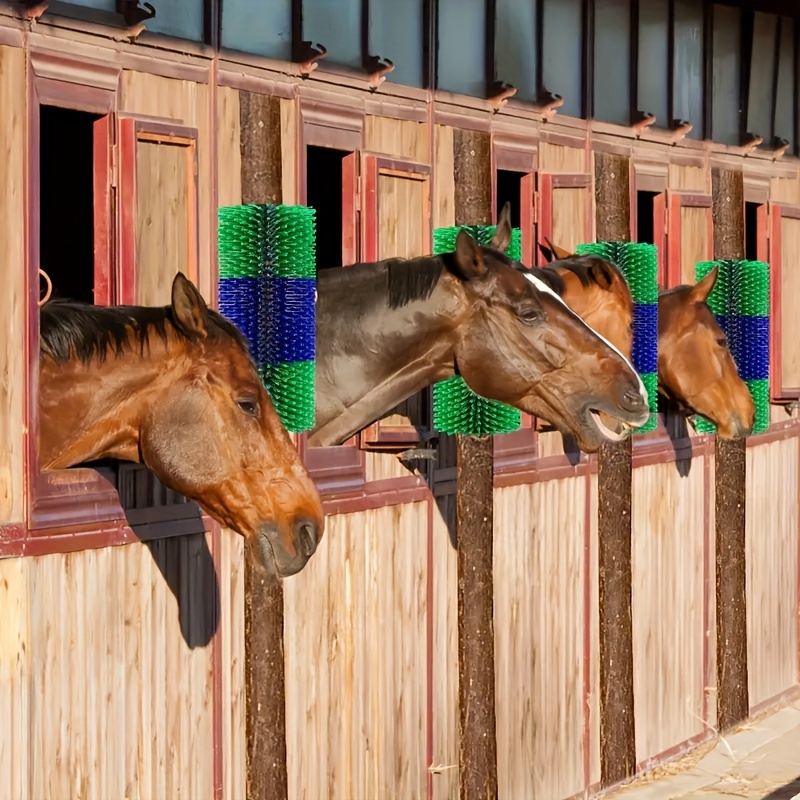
top-left (594, 152), bottom-right (637, 785)
top-left (452, 128), bottom-right (498, 800)
top-left (711, 167), bottom-right (749, 729)
top-left (239, 90), bottom-right (289, 800)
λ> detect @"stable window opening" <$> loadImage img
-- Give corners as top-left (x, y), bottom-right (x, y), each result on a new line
top-left (636, 190), bottom-right (658, 245)
top-left (745, 202), bottom-right (760, 262)
top-left (39, 105), bottom-right (100, 305)
top-left (307, 145), bottom-right (349, 269)
top-left (496, 169), bottom-right (523, 228)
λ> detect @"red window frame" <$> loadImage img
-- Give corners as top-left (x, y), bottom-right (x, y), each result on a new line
top-left (358, 154), bottom-right (432, 451)
top-left (117, 116), bottom-right (201, 305)
top-left (491, 138), bottom-right (539, 469)
top-left (295, 101), bottom-right (369, 495)
top-left (25, 59), bottom-right (127, 537)
top-left (767, 203), bottom-right (800, 401)
top-left (664, 190), bottom-right (713, 289)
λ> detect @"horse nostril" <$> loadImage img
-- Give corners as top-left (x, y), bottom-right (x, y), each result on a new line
top-left (624, 388), bottom-right (644, 408)
top-left (295, 520), bottom-right (319, 558)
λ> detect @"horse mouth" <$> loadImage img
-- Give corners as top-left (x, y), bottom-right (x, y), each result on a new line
top-left (587, 409), bottom-right (633, 442)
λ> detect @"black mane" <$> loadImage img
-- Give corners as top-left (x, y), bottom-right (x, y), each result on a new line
top-left (517, 256), bottom-right (626, 297)
top-left (40, 299), bottom-right (250, 364)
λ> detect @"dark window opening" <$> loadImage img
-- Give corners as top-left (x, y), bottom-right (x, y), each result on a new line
top-left (745, 202), bottom-right (760, 262)
top-left (40, 105), bottom-right (100, 305)
top-left (496, 170), bottom-right (522, 228)
top-left (306, 145), bottom-right (348, 270)
top-left (636, 190), bottom-right (659, 245)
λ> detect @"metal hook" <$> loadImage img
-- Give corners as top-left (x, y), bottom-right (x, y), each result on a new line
top-left (38, 268), bottom-right (53, 307)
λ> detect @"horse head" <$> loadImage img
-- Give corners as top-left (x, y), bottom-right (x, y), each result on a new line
top-left (658, 268), bottom-right (755, 439)
top-left (39, 273), bottom-right (325, 577)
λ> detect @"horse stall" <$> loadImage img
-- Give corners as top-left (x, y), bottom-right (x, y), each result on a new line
top-left (1, 2), bottom-right (800, 800)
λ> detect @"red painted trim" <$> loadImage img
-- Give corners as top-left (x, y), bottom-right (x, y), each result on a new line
top-left (635, 730), bottom-right (714, 776)
top-left (321, 477), bottom-right (430, 516)
top-left (117, 117), bottom-right (201, 304)
top-left (652, 192), bottom-right (667, 287)
top-left (702, 449), bottom-right (711, 726)
top-left (341, 151), bottom-right (359, 265)
top-left (666, 191), bottom-right (682, 288)
top-left (302, 443), bottom-right (366, 496)
top-left (582, 470), bottom-right (592, 793)
top-left (537, 173), bottom-right (553, 266)
top-left (0, 24), bottom-right (24, 48)
top-left (746, 418), bottom-right (800, 446)
top-left (425, 494), bottom-right (434, 800)
top-left (750, 685), bottom-right (800, 718)
top-left (358, 154), bottom-right (432, 450)
top-left (210, 522), bottom-right (224, 800)
top-left (93, 114), bottom-right (114, 305)
top-left (520, 172), bottom-right (535, 267)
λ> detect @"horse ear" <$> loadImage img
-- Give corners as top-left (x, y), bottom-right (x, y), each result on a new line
top-left (546, 238), bottom-right (574, 260)
top-left (690, 266), bottom-right (718, 304)
top-left (589, 260), bottom-right (615, 290)
top-left (171, 272), bottom-right (208, 337)
top-left (489, 202), bottom-right (513, 252)
top-left (450, 230), bottom-right (488, 280)
top-left (538, 242), bottom-right (555, 263)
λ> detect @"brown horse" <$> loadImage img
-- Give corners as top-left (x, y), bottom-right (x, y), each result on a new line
top-left (311, 210), bottom-right (650, 453)
top-left (39, 272), bottom-right (324, 577)
top-left (658, 269), bottom-right (754, 439)
top-left (534, 242), bottom-right (755, 439)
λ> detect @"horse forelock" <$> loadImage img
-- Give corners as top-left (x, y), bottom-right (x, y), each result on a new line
top-left (39, 299), bottom-right (251, 365)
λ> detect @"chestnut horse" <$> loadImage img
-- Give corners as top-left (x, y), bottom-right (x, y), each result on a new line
top-left (535, 241), bottom-right (754, 439)
top-left (39, 272), bottom-right (324, 577)
top-left (311, 213), bottom-right (650, 453)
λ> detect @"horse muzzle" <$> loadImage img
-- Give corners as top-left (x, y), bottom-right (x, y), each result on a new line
top-left (252, 517), bottom-right (322, 577)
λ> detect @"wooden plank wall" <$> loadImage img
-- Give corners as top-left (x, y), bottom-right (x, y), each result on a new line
top-left (283, 502), bottom-right (430, 800)
top-left (0, 534), bottom-right (228, 800)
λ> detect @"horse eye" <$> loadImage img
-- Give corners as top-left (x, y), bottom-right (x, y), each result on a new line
top-left (717, 337), bottom-right (727, 347)
top-left (519, 307), bottom-right (542, 324)
top-left (237, 398), bottom-right (258, 416)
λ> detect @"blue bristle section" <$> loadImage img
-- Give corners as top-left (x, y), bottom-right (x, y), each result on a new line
top-left (218, 277), bottom-right (263, 361)
top-left (736, 316), bottom-right (770, 381)
top-left (631, 303), bottom-right (658, 375)
top-left (267, 278), bottom-right (317, 363)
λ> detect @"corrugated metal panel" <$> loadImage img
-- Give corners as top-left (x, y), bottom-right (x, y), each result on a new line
top-left (746, 437), bottom-right (799, 709)
top-left (632, 458), bottom-right (707, 763)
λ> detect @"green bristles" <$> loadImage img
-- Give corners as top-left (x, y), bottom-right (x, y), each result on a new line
top-left (695, 260), bottom-right (729, 316)
top-left (259, 362), bottom-right (316, 433)
top-left (432, 376), bottom-right (521, 436)
top-left (271, 205), bottom-right (317, 278)
top-left (748, 378), bottom-right (770, 434)
top-left (637, 373), bottom-right (659, 433)
top-left (692, 415), bottom-right (718, 435)
top-left (733, 260), bottom-right (770, 317)
top-left (218, 205), bottom-right (267, 278)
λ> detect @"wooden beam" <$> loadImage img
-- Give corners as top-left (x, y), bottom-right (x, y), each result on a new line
top-left (711, 167), bottom-right (749, 730)
top-left (594, 151), bottom-right (637, 786)
top-left (239, 90), bottom-right (288, 800)
top-left (452, 127), bottom-right (498, 800)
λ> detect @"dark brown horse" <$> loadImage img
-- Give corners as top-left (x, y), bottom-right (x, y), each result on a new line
top-left (39, 272), bottom-right (324, 577)
top-left (535, 242), bottom-right (754, 439)
top-left (310, 212), bottom-right (650, 453)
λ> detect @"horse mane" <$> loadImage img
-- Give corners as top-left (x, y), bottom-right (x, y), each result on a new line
top-left (40, 298), bottom-right (250, 364)
top-left (386, 256), bottom-right (445, 309)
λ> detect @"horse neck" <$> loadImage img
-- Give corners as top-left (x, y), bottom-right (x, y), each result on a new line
top-left (38, 345), bottom-right (176, 469)
top-left (311, 264), bottom-right (462, 446)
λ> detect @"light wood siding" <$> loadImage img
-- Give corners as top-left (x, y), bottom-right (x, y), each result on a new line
top-left (0, 44), bottom-right (26, 523)
top-left (494, 476), bottom-right (589, 800)
top-left (680, 206), bottom-right (712, 286)
top-left (632, 458), bottom-right (708, 763)
top-left (135, 137), bottom-right (194, 305)
top-left (780, 217), bottom-right (800, 388)
top-left (552, 186), bottom-right (591, 253)
top-left (283, 502), bottom-right (429, 800)
top-left (0, 535), bottom-right (221, 799)
top-left (217, 86), bottom-right (243, 208)
top-left (365, 116), bottom-right (428, 163)
top-left (539, 141), bottom-right (586, 172)
top-left (746, 437), bottom-right (799, 709)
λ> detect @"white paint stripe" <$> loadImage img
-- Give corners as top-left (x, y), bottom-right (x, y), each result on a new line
top-left (522, 272), bottom-right (649, 404)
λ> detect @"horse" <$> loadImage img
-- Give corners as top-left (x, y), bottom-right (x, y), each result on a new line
top-left (39, 272), bottom-right (324, 577)
top-left (310, 207), bottom-right (650, 454)
top-left (534, 241), bottom-right (755, 439)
